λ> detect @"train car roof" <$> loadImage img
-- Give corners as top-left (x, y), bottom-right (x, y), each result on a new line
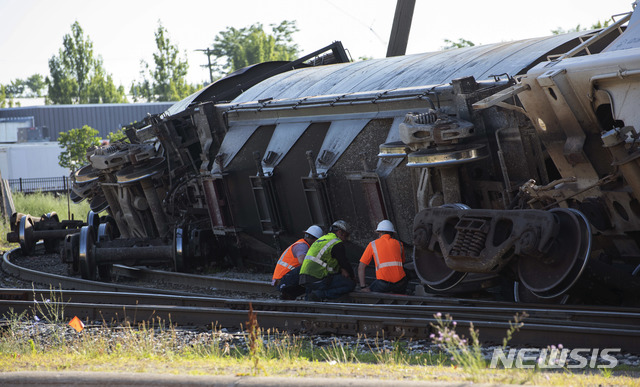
top-left (230, 31), bottom-right (592, 104)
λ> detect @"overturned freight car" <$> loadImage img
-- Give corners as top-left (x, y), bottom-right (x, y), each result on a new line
top-left (43, 4), bottom-right (640, 305)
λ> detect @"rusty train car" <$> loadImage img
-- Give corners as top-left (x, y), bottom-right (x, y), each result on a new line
top-left (20, 5), bottom-right (640, 304)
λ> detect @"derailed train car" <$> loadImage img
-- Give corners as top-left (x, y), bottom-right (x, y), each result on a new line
top-left (36, 4), bottom-right (640, 304)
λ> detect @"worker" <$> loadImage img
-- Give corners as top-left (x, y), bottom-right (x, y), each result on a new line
top-left (299, 220), bottom-right (356, 301)
top-left (272, 225), bottom-right (324, 300)
top-left (358, 220), bottom-right (408, 294)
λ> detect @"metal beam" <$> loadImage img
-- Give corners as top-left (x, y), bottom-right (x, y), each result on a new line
top-left (386, 0), bottom-right (416, 57)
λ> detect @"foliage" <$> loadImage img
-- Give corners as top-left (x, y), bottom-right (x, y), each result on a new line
top-left (25, 74), bottom-right (46, 97)
top-left (87, 59), bottom-right (127, 103)
top-left (209, 20), bottom-right (299, 76)
top-left (46, 21), bottom-right (125, 104)
top-left (130, 22), bottom-right (195, 102)
top-left (0, 84), bottom-right (5, 108)
top-left (106, 126), bottom-right (129, 143)
top-left (552, 20), bottom-right (611, 35)
top-left (57, 125), bottom-right (101, 170)
top-left (5, 79), bottom-right (25, 97)
top-left (430, 313), bottom-right (486, 374)
top-left (442, 38), bottom-right (476, 50)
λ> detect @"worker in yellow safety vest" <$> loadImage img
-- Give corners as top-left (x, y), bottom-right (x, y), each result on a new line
top-left (358, 220), bottom-right (408, 294)
top-left (299, 220), bottom-right (356, 301)
top-left (272, 225), bottom-right (323, 300)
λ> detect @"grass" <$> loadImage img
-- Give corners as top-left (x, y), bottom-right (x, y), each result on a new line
top-left (0, 191), bottom-right (92, 250)
top-left (0, 293), bottom-right (638, 385)
top-left (11, 191), bottom-right (92, 223)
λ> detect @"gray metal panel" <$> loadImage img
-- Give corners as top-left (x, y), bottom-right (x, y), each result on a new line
top-left (315, 119), bottom-right (370, 174)
top-left (0, 103), bottom-right (173, 139)
top-left (233, 33), bottom-right (587, 103)
top-left (261, 122), bottom-right (310, 174)
top-left (211, 123), bottom-right (260, 172)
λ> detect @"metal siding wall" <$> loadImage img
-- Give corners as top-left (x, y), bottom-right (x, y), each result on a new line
top-left (0, 103), bottom-right (173, 140)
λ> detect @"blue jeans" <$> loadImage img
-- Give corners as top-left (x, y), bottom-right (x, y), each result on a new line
top-left (369, 276), bottom-right (408, 294)
top-left (304, 274), bottom-right (355, 301)
top-left (278, 267), bottom-right (306, 300)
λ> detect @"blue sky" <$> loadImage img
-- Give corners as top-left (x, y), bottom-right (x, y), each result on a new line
top-left (0, 0), bottom-right (635, 87)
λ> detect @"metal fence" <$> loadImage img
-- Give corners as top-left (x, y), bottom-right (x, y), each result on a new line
top-left (7, 176), bottom-right (71, 194)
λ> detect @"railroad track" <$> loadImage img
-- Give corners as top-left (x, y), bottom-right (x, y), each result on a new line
top-left (3, 246), bottom-right (640, 352)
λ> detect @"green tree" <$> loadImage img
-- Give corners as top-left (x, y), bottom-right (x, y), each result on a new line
top-left (47, 21), bottom-right (125, 104)
top-left (5, 79), bottom-right (25, 97)
top-left (209, 20), bottom-right (299, 76)
top-left (131, 22), bottom-right (194, 102)
top-left (87, 59), bottom-right (127, 103)
top-left (25, 74), bottom-right (46, 97)
top-left (442, 38), bottom-right (476, 50)
top-left (552, 20), bottom-right (611, 35)
top-left (0, 84), bottom-right (6, 108)
top-left (58, 125), bottom-right (102, 170)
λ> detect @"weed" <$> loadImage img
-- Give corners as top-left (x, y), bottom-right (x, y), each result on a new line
top-left (30, 287), bottom-right (68, 324)
top-left (245, 303), bottom-right (265, 375)
top-left (430, 312), bottom-right (528, 381)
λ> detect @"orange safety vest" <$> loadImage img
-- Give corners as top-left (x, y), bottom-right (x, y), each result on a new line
top-left (359, 234), bottom-right (405, 283)
top-left (272, 238), bottom-right (310, 281)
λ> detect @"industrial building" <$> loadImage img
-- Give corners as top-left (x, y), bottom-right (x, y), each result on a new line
top-left (0, 102), bottom-right (173, 186)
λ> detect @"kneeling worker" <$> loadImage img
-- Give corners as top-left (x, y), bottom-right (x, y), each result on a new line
top-left (299, 220), bottom-right (356, 301)
top-left (272, 225), bottom-right (324, 300)
top-left (358, 220), bottom-right (408, 294)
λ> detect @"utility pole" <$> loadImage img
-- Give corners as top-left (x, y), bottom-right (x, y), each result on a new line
top-left (386, 0), bottom-right (416, 57)
top-left (196, 48), bottom-right (215, 84)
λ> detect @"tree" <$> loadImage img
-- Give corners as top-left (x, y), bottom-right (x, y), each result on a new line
top-left (442, 38), bottom-right (476, 50)
top-left (5, 79), bottom-right (25, 97)
top-left (552, 20), bottom-right (611, 35)
top-left (25, 74), bottom-right (46, 97)
top-left (0, 85), bottom-right (6, 108)
top-left (131, 22), bottom-right (194, 102)
top-left (208, 20), bottom-right (299, 76)
top-left (47, 21), bottom-right (125, 104)
top-left (87, 58), bottom-right (127, 103)
top-left (58, 125), bottom-right (102, 170)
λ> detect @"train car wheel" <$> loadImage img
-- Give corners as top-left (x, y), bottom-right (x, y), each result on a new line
top-left (414, 243), bottom-right (467, 291)
top-left (513, 281), bottom-right (569, 304)
top-left (79, 225), bottom-right (97, 280)
top-left (19, 215), bottom-right (36, 256)
top-left (42, 213), bottom-right (61, 253)
top-left (173, 228), bottom-right (185, 272)
top-left (96, 222), bottom-right (114, 282)
top-left (517, 208), bottom-right (591, 298)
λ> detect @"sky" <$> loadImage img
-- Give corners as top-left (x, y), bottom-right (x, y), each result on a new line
top-left (0, 0), bottom-right (637, 88)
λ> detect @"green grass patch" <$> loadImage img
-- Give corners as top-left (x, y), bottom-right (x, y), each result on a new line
top-left (1, 191), bottom-right (92, 250)
top-left (12, 191), bottom-right (91, 222)
top-left (0, 299), bottom-right (638, 385)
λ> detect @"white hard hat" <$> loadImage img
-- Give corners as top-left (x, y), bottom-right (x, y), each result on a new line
top-left (330, 220), bottom-right (351, 235)
top-left (304, 225), bottom-right (323, 239)
top-left (376, 220), bottom-right (395, 233)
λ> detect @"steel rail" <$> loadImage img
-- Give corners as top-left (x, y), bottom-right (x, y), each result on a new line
top-left (4, 248), bottom-right (640, 351)
top-left (5, 246), bottom-right (640, 328)
top-left (111, 264), bottom-right (276, 294)
top-left (2, 288), bottom-right (637, 331)
top-left (2, 246), bottom-right (206, 297)
top-left (0, 291), bottom-right (638, 352)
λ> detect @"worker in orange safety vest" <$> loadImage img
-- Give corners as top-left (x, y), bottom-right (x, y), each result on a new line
top-left (272, 225), bottom-right (324, 299)
top-left (357, 220), bottom-right (408, 294)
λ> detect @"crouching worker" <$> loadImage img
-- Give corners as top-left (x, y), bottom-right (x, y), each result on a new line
top-left (272, 225), bottom-right (324, 300)
top-left (299, 220), bottom-right (356, 301)
top-left (358, 220), bottom-right (408, 294)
